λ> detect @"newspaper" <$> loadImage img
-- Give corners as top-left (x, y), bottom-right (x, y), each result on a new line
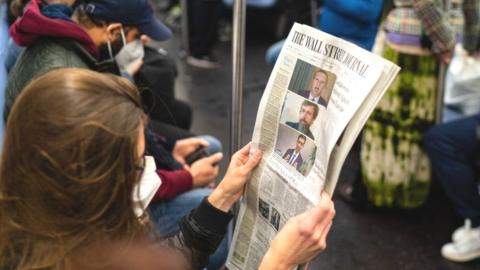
top-left (226, 23), bottom-right (400, 270)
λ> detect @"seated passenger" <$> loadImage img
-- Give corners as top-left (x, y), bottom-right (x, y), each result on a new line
top-left (265, 0), bottom-right (383, 65)
top-left (7, 0), bottom-right (192, 129)
top-left (424, 115), bottom-right (480, 262)
top-left (5, 1), bottom-right (227, 267)
top-left (0, 68), bottom-right (336, 270)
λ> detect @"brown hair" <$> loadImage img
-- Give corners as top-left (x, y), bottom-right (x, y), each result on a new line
top-left (0, 68), bottom-right (148, 269)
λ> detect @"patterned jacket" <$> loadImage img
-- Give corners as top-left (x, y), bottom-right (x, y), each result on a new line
top-left (385, 0), bottom-right (479, 53)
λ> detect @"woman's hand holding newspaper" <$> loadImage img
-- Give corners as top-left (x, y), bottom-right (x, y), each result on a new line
top-left (259, 192), bottom-right (335, 270)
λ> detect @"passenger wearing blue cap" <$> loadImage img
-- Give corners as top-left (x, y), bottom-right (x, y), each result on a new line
top-left (6, 0), bottom-right (172, 117)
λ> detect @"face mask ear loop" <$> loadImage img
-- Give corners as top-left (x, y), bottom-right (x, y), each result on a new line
top-left (107, 41), bottom-right (113, 60)
top-left (120, 28), bottom-right (127, 46)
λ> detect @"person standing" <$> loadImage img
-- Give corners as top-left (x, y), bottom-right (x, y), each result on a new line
top-left (186, 0), bottom-right (221, 68)
top-left (265, 0), bottom-right (384, 65)
top-left (361, 0), bottom-right (476, 208)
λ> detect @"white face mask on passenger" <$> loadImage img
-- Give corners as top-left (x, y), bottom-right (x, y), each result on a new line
top-left (107, 28), bottom-right (145, 73)
top-left (132, 155), bottom-right (161, 217)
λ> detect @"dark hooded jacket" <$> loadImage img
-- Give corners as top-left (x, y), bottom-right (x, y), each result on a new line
top-left (4, 0), bottom-right (113, 119)
top-left (5, 1), bottom-right (195, 202)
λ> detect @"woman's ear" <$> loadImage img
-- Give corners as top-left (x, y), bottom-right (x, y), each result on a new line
top-left (105, 23), bottom-right (123, 42)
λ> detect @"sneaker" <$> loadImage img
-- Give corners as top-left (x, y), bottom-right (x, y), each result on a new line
top-left (165, 5), bottom-right (182, 31)
top-left (187, 55), bottom-right (219, 69)
top-left (452, 219), bottom-right (473, 243)
top-left (336, 175), bottom-right (370, 211)
top-left (218, 21), bottom-right (232, 42)
top-left (441, 226), bottom-right (480, 262)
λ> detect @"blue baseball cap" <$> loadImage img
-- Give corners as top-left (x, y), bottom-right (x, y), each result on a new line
top-left (84, 0), bottom-right (172, 41)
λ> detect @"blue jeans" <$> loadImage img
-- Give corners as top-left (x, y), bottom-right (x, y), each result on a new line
top-left (148, 188), bottom-right (229, 270)
top-left (198, 134), bottom-right (222, 155)
top-left (424, 114), bottom-right (480, 227)
top-left (265, 39), bottom-right (284, 66)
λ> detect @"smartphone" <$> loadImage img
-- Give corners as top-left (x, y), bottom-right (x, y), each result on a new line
top-left (185, 145), bottom-right (208, 165)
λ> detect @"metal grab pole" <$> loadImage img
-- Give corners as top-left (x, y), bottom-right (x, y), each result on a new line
top-left (180, 0), bottom-right (190, 58)
top-left (435, 63), bottom-right (447, 123)
top-left (310, 0), bottom-right (318, 28)
top-left (227, 0), bottom-right (247, 252)
top-left (230, 0), bottom-right (246, 156)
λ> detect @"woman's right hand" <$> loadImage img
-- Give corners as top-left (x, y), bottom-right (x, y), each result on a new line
top-left (259, 192), bottom-right (335, 270)
top-left (207, 143), bottom-right (262, 212)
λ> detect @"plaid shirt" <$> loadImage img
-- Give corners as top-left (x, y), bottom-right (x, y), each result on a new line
top-left (386, 0), bottom-right (479, 53)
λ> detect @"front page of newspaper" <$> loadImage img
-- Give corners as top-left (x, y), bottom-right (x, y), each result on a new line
top-left (226, 23), bottom-right (391, 270)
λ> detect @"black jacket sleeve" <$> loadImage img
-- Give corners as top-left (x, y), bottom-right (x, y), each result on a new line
top-left (169, 197), bottom-right (233, 270)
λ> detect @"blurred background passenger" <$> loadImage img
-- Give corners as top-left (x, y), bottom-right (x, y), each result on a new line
top-left (360, 0), bottom-right (476, 208)
top-left (423, 0), bottom-right (480, 262)
top-left (265, 0), bottom-right (384, 66)
top-left (424, 114), bottom-right (480, 262)
top-left (186, 0), bottom-right (222, 68)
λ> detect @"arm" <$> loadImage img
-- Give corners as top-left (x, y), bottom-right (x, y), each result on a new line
top-left (322, 0), bottom-right (383, 24)
top-left (167, 144), bottom-right (262, 269)
top-left (463, 0), bottom-right (480, 54)
top-left (168, 198), bottom-right (233, 270)
top-left (412, 0), bottom-right (456, 54)
top-left (259, 192), bottom-right (335, 270)
top-left (152, 169), bottom-right (193, 201)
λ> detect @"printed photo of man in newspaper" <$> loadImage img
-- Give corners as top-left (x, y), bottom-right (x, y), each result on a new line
top-left (275, 124), bottom-right (317, 176)
top-left (282, 134), bottom-right (306, 171)
top-left (270, 207), bottom-right (281, 231)
top-left (280, 92), bottom-right (323, 142)
top-left (288, 59), bottom-right (336, 108)
top-left (258, 198), bottom-right (270, 220)
top-left (286, 99), bottom-right (318, 140)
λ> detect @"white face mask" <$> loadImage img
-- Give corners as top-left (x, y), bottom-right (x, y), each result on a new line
top-left (132, 156), bottom-right (161, 217)
top-left (110, 28), bottom-right (145, 73)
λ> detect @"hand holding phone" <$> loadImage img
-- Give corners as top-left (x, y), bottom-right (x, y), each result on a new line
top-left (185, 145), bottom-right (208, 165)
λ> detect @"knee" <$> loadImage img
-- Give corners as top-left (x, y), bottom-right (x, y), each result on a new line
top-left (423, 125), bottom-right (447, 156)
top-left (265, 40), bottom-right (285, 66)
top-left (198, 135), bottom-right (223, 155)
top-left (180, 187), bottom-right (213, 205)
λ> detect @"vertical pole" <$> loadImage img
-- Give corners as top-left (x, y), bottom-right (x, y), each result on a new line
top-left (180, 0), bottom-right (190, 57)
top-left (230, 0), bottom-right (246, 156)
top-left (228, 0), bottom-right (247, 249)
top-left (435, 63), bottom-right (446, 123)
top-left (310, 0), bottom-right (318, 28)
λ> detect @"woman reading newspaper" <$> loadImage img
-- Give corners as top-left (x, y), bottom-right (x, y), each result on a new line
top-left (361, 0), bottom-right (477, 208)
top-left (0, 68), bottom-right (335, 270)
